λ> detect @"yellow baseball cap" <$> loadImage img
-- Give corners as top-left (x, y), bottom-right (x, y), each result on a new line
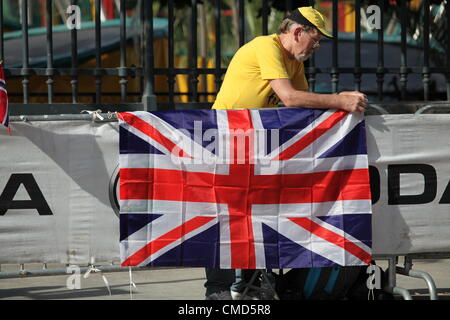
top-left (287, 6), bottom-right (333, 38)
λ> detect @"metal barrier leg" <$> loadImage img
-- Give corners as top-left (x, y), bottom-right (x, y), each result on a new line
top-left (396, 257), bottom-right (438, 300)
top-left (260, 270), bottom-right (280, 300)
top-left (241, 270), bottom-right (260, 299)
top-left (240, 270), bottom-right (279, 300)
top-left (392, 286), bottom-right (413, 300)
top-left (385, 256), bottom-right (413, 300)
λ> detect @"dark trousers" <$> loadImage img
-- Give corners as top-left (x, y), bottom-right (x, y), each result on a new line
top-left (204, 268), bottom-right (261, 295)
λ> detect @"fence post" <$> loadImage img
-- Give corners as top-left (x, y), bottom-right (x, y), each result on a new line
top-left (142, 0), bottom-right (157, 111)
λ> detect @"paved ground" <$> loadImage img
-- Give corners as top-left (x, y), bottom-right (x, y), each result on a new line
top-left (0, 258), bottom-right (449, 300)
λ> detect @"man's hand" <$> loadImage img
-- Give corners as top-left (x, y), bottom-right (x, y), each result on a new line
top-left (337, 91), bottom-right (368, 113)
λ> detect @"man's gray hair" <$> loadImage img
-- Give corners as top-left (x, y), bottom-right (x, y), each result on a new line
top-left (278, 18), bottom-right (314, 34)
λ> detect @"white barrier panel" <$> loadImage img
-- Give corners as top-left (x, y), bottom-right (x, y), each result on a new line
top-left (0, 115), bottom-right (449, 264)
top-left (0, 120), bottom-right (120, 264)
top-left (367, 115), bottom-right (450, 255)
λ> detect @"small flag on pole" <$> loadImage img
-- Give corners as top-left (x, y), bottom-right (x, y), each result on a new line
top-left (0, 61), bottom-right (10, 134)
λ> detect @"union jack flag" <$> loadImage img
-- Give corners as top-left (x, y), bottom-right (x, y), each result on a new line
top-left (118, 108), bottom-right (372, 269)
top-left (0, 62), bottom-right (9, 131)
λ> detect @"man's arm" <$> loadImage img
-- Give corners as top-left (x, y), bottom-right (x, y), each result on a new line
top-left (270, 78), bottom-right (367, 113)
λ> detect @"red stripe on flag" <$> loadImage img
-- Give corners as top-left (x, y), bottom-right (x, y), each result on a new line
top-left (120, 168), bottom-right (371, 204)
top-left (274, 110), bottom-right (348, 161)
top-left (226, 109), bottom-right (254, 164)
top-left (226, 109), bottom-right (256, 269)
top-left (121, 216), bottom-right (216, 266)
top-left (120, 112), bottom-right (191, 158)
top-left (289, 217), bottom-right (371, 264)
top-left (119, 168), bottom-right (215, 202)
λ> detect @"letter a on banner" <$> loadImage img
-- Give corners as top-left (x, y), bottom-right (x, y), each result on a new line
top-left (0, 174), bottom-right (53, 215)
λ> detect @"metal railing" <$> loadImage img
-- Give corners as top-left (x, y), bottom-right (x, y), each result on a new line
top-left (1, 0), bottom-right (157, 111)
top-left (1, 1), bottom-right (450, 111)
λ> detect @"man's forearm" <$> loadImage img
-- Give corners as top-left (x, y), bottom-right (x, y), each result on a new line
top-left (283, 90), bottom-right (341, 109)
top-left (269, 79), bottom-right (366, 112)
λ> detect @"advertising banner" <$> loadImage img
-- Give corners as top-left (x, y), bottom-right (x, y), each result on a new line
top-left (367, 115), bottom-right (450, 255)
top-left (0, 120), bottom-right (120, 264)
top-left (0, 114), bottom-right (449, 263)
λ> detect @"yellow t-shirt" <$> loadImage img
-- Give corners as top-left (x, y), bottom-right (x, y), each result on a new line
top-left (212, 34), bottom-right (309, 110)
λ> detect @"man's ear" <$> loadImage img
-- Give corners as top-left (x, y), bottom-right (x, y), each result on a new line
top-left (293, 26), bottom-right (302, 41)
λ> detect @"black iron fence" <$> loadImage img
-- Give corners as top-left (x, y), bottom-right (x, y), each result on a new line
top-left (1, 0), bottom-right (449, 114)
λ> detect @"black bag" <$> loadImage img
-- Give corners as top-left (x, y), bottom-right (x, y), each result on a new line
top-left (275, 262), bottom-right (394, 300)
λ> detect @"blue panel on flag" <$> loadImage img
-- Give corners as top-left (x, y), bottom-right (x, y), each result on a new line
top-left (262, 223), bottom-right (338, 268)
top-left (151, 110), bottom-right (218, 152)
top-left (317, 214), bottom-right (372, 248)
top-left (259, 108), bottom-right (327, 153)
top-left (319, 121), bottom-right (367, 158)
top-left (119, 126), bottom-right (164, 154)
top-left (120, 213), bottom-right (162, 241)
top-left (148, 223), bottom-right (220, 267)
